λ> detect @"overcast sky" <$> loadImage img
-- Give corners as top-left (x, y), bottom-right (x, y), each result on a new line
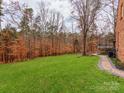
top-left (2, 0), bottom-right (118, 33)
top-left (2, 0), bottom-right (73, 31)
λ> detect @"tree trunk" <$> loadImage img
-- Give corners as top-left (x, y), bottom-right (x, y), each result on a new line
top-left (83, 36), bottom-right (86, 55)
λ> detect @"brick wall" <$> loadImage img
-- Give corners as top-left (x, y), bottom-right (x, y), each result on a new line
top-left (116, 0), bottom-right (124, 63)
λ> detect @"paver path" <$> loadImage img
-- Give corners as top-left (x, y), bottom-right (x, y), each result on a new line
top-left (99, 55), bottom-right (124, 78)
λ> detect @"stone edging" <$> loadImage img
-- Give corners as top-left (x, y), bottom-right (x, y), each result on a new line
top-left (98, 55), bottom-right (124, 78)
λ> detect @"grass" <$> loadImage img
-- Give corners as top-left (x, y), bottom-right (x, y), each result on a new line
top-left (0, 54), bottom-right (124, 93)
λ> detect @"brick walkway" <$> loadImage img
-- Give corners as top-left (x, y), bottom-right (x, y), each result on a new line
top-left (98, 55), bottom-right (124, 78)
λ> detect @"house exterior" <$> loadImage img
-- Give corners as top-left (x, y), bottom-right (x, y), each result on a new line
top-left (116, 0), bottom-right (124, 63)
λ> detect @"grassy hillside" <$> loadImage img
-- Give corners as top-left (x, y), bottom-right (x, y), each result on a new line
top-left (0, 55), bottom-right (124, 93)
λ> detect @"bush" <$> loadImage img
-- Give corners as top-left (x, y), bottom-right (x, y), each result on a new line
top-left (111, 58), bottom-right (124, 70)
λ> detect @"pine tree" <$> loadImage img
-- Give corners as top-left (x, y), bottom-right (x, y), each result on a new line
top-left (20, 8), bottom-right (33, 59)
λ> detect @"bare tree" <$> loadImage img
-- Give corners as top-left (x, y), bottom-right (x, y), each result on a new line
top-left (71, 0), bottom-right (101, 55)
top-left (47, 11), bottom-right (64, 55)
top-left (103, 0), bottom-right (118, 48)
top-left (3, 1), bottom-right (28, 28)
top-left (0, 0), bottom-right (3, 30)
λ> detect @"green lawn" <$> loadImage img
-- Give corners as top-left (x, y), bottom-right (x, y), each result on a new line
top-left (0, 55), bottom-right (124, 93)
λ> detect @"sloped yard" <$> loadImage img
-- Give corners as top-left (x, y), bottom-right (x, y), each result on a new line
top-left (0, 55), bottom-right (124, 93)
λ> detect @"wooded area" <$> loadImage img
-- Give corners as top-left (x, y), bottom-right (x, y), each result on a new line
top-left (0, 0), bottom-right (81, 63)
top-left (0, 0), bottom-right (116, 63)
